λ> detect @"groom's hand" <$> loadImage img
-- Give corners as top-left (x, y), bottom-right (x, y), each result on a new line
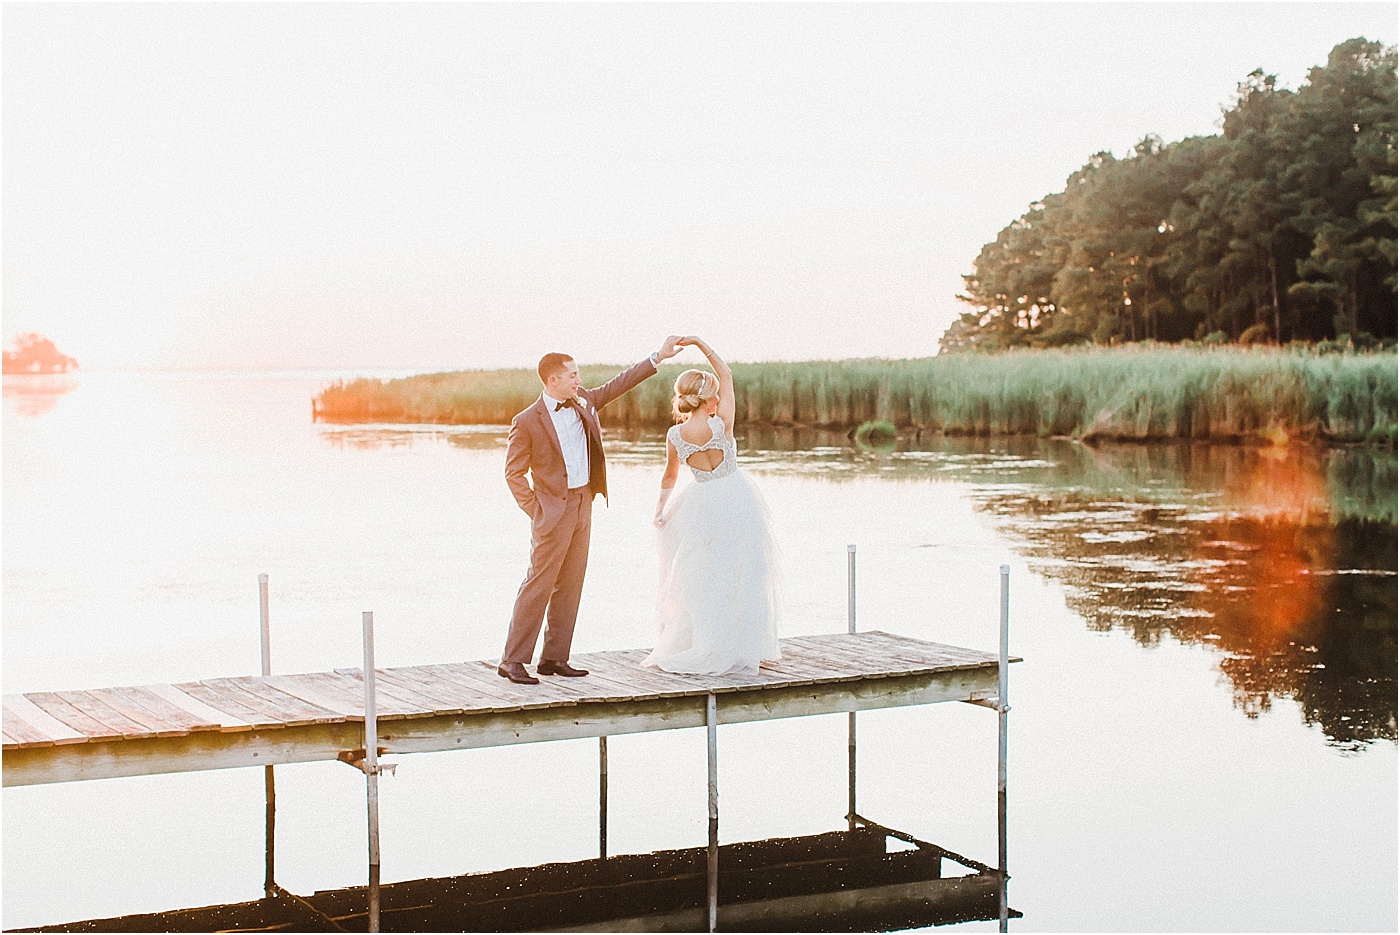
top-left (655, 335), bottom-right (684, 362)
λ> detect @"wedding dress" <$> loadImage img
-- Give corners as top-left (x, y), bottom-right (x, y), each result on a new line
top-left (644, 415), bottom-right (781, 675)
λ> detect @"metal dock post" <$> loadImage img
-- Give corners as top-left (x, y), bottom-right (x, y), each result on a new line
top-left (363, 611), bottom-right (381, 934)
top-left (998, 564), bottom-right (1010, 933)
top-left (258, 573), bottom-right (275, 900)
top-left (706, 692), bottom-right (719, 933)
top-left (847, 544), bottom-right (857, 833)
top-left (599, 735), bottom-right (608, 859)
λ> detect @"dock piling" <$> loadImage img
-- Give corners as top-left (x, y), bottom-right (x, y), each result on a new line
top-left (598, 736), bottom-right (608, 859)
top-left (363, 611), bottom-right (381, 935)
top-left (258, 573), bottom-right (275, 900)
top-left (847, 544), bottom-right (857, 834)
top-left (998, 565), bottom-right (1010, 933)
top-left (706, 692), bottom-right (718, 934)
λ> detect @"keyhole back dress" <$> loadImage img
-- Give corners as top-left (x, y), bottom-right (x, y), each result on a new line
top-left (643, 414), bottom-right (782, 675)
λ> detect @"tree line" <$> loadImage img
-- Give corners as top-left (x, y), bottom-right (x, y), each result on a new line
top-left (943, 38), bottom-right (1397, 353)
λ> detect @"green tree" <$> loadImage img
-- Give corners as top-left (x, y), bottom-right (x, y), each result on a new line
top-left (947, 38), bottom-right (1398, 352)
top-left (1285, 38), bottom-right (1398, 340)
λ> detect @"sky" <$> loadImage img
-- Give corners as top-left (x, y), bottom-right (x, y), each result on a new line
top-left (3, 2), bottom-right (1397, 372)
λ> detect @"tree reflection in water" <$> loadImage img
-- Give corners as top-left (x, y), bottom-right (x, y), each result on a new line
top-left (2, 374), bottom-right (79, 418)
top-left (955, 442), bottom-right (1396, 752)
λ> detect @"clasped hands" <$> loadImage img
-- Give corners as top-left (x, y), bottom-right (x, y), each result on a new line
top-left (655, 335), bottom-right (706, 363)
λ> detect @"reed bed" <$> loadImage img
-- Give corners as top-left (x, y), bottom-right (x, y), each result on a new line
top-left (313, 347), bottom-right (1398, 445)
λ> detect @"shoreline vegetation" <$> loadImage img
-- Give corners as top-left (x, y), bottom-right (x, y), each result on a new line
top-left (313, 346), bottom-right (1397, 446)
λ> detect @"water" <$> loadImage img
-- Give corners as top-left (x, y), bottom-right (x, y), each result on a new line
top-left (3, 371), bottom-right (1395, 931)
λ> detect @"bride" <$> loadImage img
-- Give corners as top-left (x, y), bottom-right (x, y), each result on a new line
top-left (643, 336), bottom-right (781, 675)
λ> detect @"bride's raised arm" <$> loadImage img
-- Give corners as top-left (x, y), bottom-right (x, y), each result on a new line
top-left (681, 336), bottom-right (736, 435)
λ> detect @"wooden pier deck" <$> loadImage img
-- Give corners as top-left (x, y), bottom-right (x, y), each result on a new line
top-left (2, 631), bottom-right (1012, 787)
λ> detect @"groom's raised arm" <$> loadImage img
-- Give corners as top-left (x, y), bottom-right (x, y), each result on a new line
top-left (589, 336), bottom-right (683, 410)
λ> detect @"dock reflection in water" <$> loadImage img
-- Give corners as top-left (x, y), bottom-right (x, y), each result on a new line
top-left (19, 823), bottom-right (1016, 933)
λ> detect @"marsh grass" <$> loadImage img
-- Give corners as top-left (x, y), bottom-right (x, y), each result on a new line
top-left (314, 347), bottom-right (1397, 445)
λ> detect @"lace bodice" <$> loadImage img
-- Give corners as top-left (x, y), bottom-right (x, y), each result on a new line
top-left (669, 415), bottom-right (737, 482)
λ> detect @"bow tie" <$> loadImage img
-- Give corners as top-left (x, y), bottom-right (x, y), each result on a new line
top-left (554, 398), bottom-right (578, 412)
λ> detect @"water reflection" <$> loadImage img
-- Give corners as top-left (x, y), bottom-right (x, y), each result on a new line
top-left (971, 444), bottom-right (1397, 752)
top-left (318, 424), bottom-right (509, 452)
top-left (17, 824), bottom-right (1014, 932)
top-left (320, 424), bottom-right (1397, 750)
top-left (2, 374), bottom-right (78, 418)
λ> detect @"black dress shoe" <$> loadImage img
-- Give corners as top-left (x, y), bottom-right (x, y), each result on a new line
top-left (537, 660), bottom-right (589, 677)
top-left (497, 662), bottom-right (540, 685)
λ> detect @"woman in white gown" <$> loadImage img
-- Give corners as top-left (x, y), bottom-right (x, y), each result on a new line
top-left (643, 336), bottom-right (781, 675)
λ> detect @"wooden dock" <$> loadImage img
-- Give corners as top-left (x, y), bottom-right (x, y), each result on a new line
top-left (2, 631), bottom-right (1011, 788)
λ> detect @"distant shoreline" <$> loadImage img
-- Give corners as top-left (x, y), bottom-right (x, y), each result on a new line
top-left (311, 346), bottom-right (1398, 447)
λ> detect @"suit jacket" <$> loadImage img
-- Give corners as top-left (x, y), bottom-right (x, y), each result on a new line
top-left (505, 357), bottom-right (658, 534)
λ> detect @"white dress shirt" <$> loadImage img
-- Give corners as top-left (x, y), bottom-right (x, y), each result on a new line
top-left (542, 391), bottom-right (590, 489)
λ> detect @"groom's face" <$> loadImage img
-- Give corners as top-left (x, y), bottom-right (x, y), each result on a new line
top-left (548, 359), bottom-right (582, 398)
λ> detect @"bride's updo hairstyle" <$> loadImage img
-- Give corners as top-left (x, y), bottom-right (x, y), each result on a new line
top-left (672, 369), bottom-right (718, 422)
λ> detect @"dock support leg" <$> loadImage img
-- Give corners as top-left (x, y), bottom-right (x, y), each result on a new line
top-left (363, 611), bottom-right (381, 935)
top-left (706, 692), bottom-right (718, 934)
top-left (846, 545), bottom-right (856, 833)
top-left (998, 565), bottom-right (1010, 933)
top-left (263, 766), bottom-right (276, 898)
top-left (258, 574), bottom-right (276, 899)
top-left (599, 735), bottom-right (608, 859)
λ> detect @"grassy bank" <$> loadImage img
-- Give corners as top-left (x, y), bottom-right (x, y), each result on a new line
top-left (313, 347), bottom-right (1398, 445)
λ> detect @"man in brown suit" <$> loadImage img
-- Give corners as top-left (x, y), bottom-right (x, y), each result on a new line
top-left (499, 337), bottom-right (684, 684)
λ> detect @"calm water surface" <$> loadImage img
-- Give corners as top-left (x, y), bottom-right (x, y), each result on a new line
top-left (3, 371), bottom-right (1396, 931)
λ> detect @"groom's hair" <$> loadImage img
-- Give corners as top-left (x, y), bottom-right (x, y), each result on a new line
top-left (537, 353), bottom-right (574, 383)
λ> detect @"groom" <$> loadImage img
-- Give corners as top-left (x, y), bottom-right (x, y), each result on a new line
top-left (499, 336), bottom-right (684, 684)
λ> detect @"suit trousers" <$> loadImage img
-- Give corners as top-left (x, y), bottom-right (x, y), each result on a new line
top-left (503, 487), bottom-right (594, 664)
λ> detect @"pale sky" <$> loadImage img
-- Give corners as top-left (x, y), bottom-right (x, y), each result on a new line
top-left (4, 2), bottom-right (1396, 371)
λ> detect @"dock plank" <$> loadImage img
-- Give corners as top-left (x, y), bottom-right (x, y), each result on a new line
top-left (446, 662), bottom-right (579, 710)
top-left (1, 701), bottom-right (58, 748)
top-left (26, 691), bottom-right (131, 741)
top-left (333, 668), bottom-right (466, 716)
top-left (263, 675), bottom-right (365, 722)
top-left (595, 654), bottom-right (710, 697)
top-left (174, 681), bottom-right (287, 730)
top-left (104, 686), bottom-right (223, 735)
top-left (143, 684), bottom-right (254, 732)
top-left (6, 694), bottom-right (89, 745)
top-left (413, 665), bottom-right (528, 713)
top-left (784, 636), bottom-right (922, 677)
top-left (199, 678), bottom-right (343, 728)
top-left (559, 656), bottom-right (665, 701)
top-left (371, 668), bottom-right (475, 715)
top-left (858, 632), bottom-right (1001, 669)
top-left (231, 678), bottom-right (350, 726)
top-left (810, 632), bottom-right (964, 672)
top-left (758, 650), bottom-right (859, 683)
top-left (81, 689), bottom-right (190, 738)
top-left (300, 671), bottom-right (426, 720)
top-left (385, 666), bottom-right (512, 710)
top-left (52, 691), bottom-right (161, 740)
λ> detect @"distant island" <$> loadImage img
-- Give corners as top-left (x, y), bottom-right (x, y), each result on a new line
top-left (3, 333), bottom-right (78, 375)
